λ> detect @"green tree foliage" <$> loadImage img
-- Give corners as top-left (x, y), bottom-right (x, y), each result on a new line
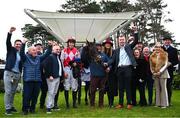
top-left (21, 24), bottom-right (58, 48)
top-left (100, 0), bottom-right (135, 13)
top-left (133, 0), bottom-right (173, 43)
top-left (61, 0), bottom-right (100, 13)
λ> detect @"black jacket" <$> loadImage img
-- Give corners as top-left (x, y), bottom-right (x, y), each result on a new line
top-left (43, 53), bottom-right (64, 79)
top-left (134, 57), bottom-right (147, 80)
top-left (5, 33), bottom-right (22, 72)
top-left (108, 33), bottom-right (139, 73)
top-left (162, 45), bottom-right (178, 75)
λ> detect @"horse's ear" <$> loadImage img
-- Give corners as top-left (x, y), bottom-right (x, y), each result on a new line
top-left (86, 39), bottom-right (89, 45)
top-left (93, 38), bottom-right (96, 44)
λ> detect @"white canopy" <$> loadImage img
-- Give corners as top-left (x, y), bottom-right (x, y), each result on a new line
top-left (24, 9), bottom-right (143, 45)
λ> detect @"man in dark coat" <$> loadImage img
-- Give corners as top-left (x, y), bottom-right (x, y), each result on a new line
top-left (43, 45), bottom-right (65, 114)
top-left (162, 36), bottom-right (179, 105)
top-left (4, 27), bottom-right (22, 115)
top-left (106, 26), bottom-right (138, 110)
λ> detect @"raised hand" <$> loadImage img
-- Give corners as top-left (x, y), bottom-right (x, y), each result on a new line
top-left (22, 38), bottom-right (29, 44)
top-left (48, 40), bottom-right (53, 46)
top-left (131, 26), bottom-right (138, 32)
top-left (52, 41), bottom-right (58, 46)
top-left (103, 62), bottom-right (108, 67)
top-left (9, 27), bottom-right (16, 33)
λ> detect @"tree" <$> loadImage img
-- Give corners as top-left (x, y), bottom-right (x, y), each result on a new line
top-left (61, 0), bottom-right (101, 13)
top-left (100, 0), bottom-right (135, 13)
top-left (134, 0), bottom-right (173, 43)
top-left (21, 24), bottom-right (58, 48)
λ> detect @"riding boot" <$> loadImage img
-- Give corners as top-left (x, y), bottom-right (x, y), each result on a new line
top-left (78, 89), bottom-right (81, 105)
top-left (64, 91), bottom-right (69, 108)
top-left (72, 91), bottom-right (77, 108)
top-left (85, 98), bottom-right (88, 105)
top-left (78, 96), bottom-right (81, 105)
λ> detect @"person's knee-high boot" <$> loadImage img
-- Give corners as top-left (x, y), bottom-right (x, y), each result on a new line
top-left (64, 91), bottom-right (69, 108)
top-left (73, 91), bottom-right (77, 108)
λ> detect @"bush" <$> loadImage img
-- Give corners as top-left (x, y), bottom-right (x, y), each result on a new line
top-left (0, 80), bottom-right (4, 93)
top-left (173, 73), bottom-right (180, 89)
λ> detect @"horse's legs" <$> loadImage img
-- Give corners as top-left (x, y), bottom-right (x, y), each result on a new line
top-left (77, 79), bottom-right (82, 105)
top-left (85, 81), bottom-right (90, 105)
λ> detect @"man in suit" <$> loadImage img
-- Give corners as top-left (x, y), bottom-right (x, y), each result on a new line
top-left (4, 27), bottom-right (22, 115)
top-left (106, 26), bottom-right (138, 110)
top-left (162, 36), bottom-right (178, 105)
top-left (43, 45), bottom-right (65, 114)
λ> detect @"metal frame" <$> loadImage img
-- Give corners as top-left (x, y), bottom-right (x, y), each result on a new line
top-left (24, 9), bottom-right (65, 45)
top-left (24, 9), bottom-right (144, 46)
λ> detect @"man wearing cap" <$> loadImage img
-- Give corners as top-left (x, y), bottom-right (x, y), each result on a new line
top-left (60, 37), bottom-right (80, 108)
top-left (162, 36), bottom-right (178, 105)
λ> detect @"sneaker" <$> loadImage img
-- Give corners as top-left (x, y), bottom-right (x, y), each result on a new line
top-left (30, 109), bottom-right (35, 114)
top-left (109, 105), bottom-right (114, 108)
top-left (46, 108), bottom-right (52, 114)
top-left (154, 105), bottom-right (160, 107)
top-left (161, 106), bottom-right (167, 109)
top-left (11, 107), bottom-right (18, 113)
top-left (5, 109), bottom-right (12, 115)
top-left (52, 106), bottom-right (60, 111)
top-left (22, 111), bottom-right (28, 115)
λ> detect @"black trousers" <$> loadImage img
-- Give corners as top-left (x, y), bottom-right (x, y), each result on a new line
top-left (167, 68), bottom-right (174, 104)
top-left (106, 71), bottom-right (116, 106)
top-left (22, 81), bottom-right (41, 112)
top-left (117, 66), bottom-right (132, 105)
top-left (39, 78), bottom-right (48, 107)
top-left (146, 75), bottom-right (154, 105)
top-left (77, 78), bottom-right (82, 104)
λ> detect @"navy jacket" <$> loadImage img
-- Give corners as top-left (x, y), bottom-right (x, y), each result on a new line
top-left (43, 53), bottom-right (64, 79)
top-left (5, 33), bottom-right (22, 72)
top-left (90, 52), bottom-right (109, 78)
top-left (107, 33), bottom-right (138, 73)
top-left (20, 44), bottom-right (52, 82)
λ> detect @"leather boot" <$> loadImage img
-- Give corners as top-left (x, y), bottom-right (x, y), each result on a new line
top-left (72, 91), bottom-right (77, 108)
top-left (64, 91), bottom-right (69, 108)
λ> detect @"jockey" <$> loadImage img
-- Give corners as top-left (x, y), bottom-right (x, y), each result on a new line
top-left (60, 37), bottom-right (80, 108)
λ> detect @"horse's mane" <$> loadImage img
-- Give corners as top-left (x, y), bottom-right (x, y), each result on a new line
top-left (81, 40), bottom-right (102, 67)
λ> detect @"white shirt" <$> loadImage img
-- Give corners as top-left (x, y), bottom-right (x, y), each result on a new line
top-left (118, 46), bottom-right (132, 67)
top-left (57, 56), bottom-right (62, 77)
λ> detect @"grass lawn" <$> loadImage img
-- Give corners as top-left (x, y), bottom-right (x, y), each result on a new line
top-left (0, 89), bottom-right (180, 117)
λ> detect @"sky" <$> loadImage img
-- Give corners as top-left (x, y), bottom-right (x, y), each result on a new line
top-left (0, 0), bottom-right (179, 59)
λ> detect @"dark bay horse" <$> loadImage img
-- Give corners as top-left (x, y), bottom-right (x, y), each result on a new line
top-left (80, 40), bottom-right (105, 105)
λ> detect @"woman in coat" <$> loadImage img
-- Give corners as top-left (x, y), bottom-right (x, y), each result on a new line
top-left (150, 42), bottom-right (170, 108)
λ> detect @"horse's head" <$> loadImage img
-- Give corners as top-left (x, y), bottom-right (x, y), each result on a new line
top-left (84, 40), bottom-right (102, 64)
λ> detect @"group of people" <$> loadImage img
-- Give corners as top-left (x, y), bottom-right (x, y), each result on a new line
top-left (3, 26), bottom-right (179, 116)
